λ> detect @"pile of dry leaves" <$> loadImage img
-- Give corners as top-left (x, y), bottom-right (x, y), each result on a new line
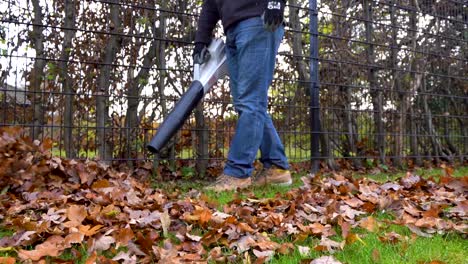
top-left (0, 127), bottom-right (466, 263)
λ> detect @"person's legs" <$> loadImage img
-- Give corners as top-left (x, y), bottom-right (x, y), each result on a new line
top-left (222, 17), bottom-right (288, 178)
top-left (259, 114), bottom-right (289, 170)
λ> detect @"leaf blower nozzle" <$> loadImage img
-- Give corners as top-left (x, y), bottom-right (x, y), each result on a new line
top-left (147, 39), bottom-right (228, 154)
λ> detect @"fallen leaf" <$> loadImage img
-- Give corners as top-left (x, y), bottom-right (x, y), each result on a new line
top-left (0, 257), bottom-right (16, 264)
top-left (18, 235), bottom-right (64, 261)
top-left (297, 245), bottom-right (310, 257)
top-left (91, 179), bottom-right (111, 189)
top-left (253, 249), bottom-right (274, 261)
top-left (186, 233), bottom-right (202, 242)
top-left (79, 225), bottom-right (103, 237)
top-left (314, 237), bottom-right (345, 253)
top-left (310, 255), bottom-right (343, 264)
top-left (378, 232), bottom-right (403, 244)
top-left (371, 248), bottom-right (381, 262)
top-left (115, 228), bottom-right (135, 246)
top-left (407, 224), bottom-right (433, 238)
top-left (160, 209), bottom-right (171, 237)
top-left (65, 205), bottom-right (87, 228)
top-left (277, 242), bottom-right (294, 255)
top-left (13, 231), bottom-right (36, 246)
top-left (112, 251), bottom-right (137, 264)
top-left (85, 252), bottom-right (97, 264)
top-left (343, 197), bottom-right (364, 208)
top-left (64, 232), bottom-right (84, 248)
top-left (359, 216), bottom-right (378, 232)
top-left (93, 232), bottom-right (115, 251)
top-left (345, 233), bottom-right (366, 246)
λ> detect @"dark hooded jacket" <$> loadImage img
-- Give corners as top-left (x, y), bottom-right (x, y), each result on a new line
top-left (195, 0), bottom-right (286, 44)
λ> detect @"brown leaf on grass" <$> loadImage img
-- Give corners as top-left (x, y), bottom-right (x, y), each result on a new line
top-left (161, 209), bottom-right (171, 237)
top-left (293, 232), bottom-right (309, 243)
top-left (371, 248), bottom-right (381, 263)
top-left (403, 202), bottom-right (422, 217)
top-left (92, 179), bottom-right (111, 189)
top-left (378, 231), bottom-right (403, 244)
top-left (18, 235), bottom-right (64, 261)
top-left (414, 217), bottom-right (437, 228)
top-left (85, 252), bottom-right (97, 264)
top-left (64, 232), bottom-right (84, 248)
top-left (339, 220), bottom-right (351, 239)
top-left (0, 257), bottom-right (16, 264)
top-left (340, 205), bottom-right (365, 220)
top-left (115, 227), bottom-right (135, 246)
top-left (345, 233), bottom-right (365, 246)
top-left (127, 209), bottom-right (160, 226)
top-left (237, 222), bottom-right (255, 233)
top-left (314, 237), bottom-right (345, 253)
top-left (10, 230), bottom-right (36, 246)
top-left (406, 224), bottom-right (432, 237)
top-left (207, 246), bottom-right (226, 262)
top-left (400, 172), bottom-right (422, 189)
top-left (253, 249), bottom-right (275, 262)
top-left (79, 224), bottom-right (104, 237)
top-left (380, 182), bottom-right (402, 191)
top-left (112, 251), bottom-right (137, 264)
top-left (297, 245), bottom-right (310, 257)
top-left (65, 205), bottom-right (87, 228)
top-left (441, 164), bottom-right (453, 177)
top-left (449, 200), bottom-right (468, 217)
top-left (276, 242), bottom-right (294, 255)
top-left (422, 205), bottom-right (441, 218)
top-left (359, 216), bottom-right (378, 232)
top-left (153, 240), bottom-right (180, 263)
top-left (125, 189), bottom-right (142, 206)
top-left (343, 197), bottom-right (364, 208)
top-left (76, 162), bottom-right (94, 185)
top-left (91, 230), bottom-right (116, 252)
top-left (185, 233), bottom-right (202, 242)
top-left (310, 256), bottom-right (343, 264)
top-left (230, 235), bottom-right (256, 253)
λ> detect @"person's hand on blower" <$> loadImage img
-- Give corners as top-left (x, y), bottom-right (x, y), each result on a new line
top-left (193, 42), bottom-right (211, 65)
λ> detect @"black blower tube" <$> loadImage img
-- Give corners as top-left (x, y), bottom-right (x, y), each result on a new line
top-left (147, 80), bottom-right (204, 153)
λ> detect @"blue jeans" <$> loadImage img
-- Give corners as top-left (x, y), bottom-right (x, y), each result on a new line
top-left (223, 17), bottom-right (289, 179)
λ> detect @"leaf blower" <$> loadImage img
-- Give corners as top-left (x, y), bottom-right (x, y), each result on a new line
top-left (147, 39), bottom-right (228, 154)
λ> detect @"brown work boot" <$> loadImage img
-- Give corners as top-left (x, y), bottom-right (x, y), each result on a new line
top-left (204, 174), bottom-right (251, 192)
top-left (253, 165), bottom-right (292, 186)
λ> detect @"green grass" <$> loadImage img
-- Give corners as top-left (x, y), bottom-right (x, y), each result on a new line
top-left (0, 227), bottom-right (15, 257)
top-left (268, 211), bottom-right (467, 264)
top-left (0, 227), bottom-right (13, 238)
top-left (355, 166), bottom-right (468, 183)
top-left (269, 230), bottom-right (467, 264)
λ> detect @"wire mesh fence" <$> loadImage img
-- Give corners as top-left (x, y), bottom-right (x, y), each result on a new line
top-left (0, 0), bottom-right (466, 175)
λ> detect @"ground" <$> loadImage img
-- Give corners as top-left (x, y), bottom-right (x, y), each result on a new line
top-left (0, 127), bottom-right (466, 263)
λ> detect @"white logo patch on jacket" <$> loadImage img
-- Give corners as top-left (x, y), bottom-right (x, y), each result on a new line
top-left (267, 1), bottom-right (281, 10)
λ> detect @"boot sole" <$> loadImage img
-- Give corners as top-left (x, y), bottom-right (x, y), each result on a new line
top-left (273, 179), bottom-right (293, 186)
top-left (254, 179), bottom-right (292, 186)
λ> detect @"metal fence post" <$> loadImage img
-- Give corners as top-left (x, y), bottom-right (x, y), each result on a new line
top-left (309, 0), bottom-right (321, 173)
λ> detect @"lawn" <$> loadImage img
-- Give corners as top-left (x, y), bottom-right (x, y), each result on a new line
top-left (0, 130), bottom-right (466, 264)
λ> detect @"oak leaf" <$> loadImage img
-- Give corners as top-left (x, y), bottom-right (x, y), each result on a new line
top-left (18, 235), bottom-right (64, 261)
